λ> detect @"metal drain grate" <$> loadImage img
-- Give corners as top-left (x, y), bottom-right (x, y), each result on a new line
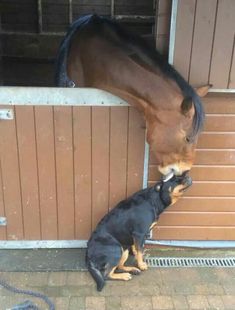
top-left (145, 257), bottom-right (235, 268)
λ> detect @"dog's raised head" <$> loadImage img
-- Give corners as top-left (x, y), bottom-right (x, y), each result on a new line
top-left (155, 171), bottom-right (192, 206)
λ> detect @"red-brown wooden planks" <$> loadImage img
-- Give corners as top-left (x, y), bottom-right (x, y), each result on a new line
top-left (204, 115), bottom-right (235, 132)
top-left (158, 212), bottom-right (235, 227)
top-left (0, 103), bottom-right (146, 241)
top-left (91, 107), bottom-right (110, 229)
top-left (73, 107), bottom-right (92, 239)
top-left (197, 133), bottom-right (235, 149)
top-left (189, 0), bottom-right (217, 85)
top-left (150, 94), bottom-right (235, 240)
top-left (155, 0), bottom-right (172, 55)
top-left (168, 197), bottom-right (235, 212)
top-left (15, 106), bottom-right (41, 239)
top-left (204, 94), bottom-right (235, 114)
top-left (154, 227), bottom-right (235, 240)
top-left (53, 106), bottom-right (75, 239)
top-left (34, 106), bottom-right (58, 239)
top-left (173, 0), bottom-right (196, 80)
top-left (229, 38), bottom-right (235, 88)
top-left (149, 165), bottom-right (235, 182)
top-left (0, 106), bottom-right (24, 240)
top-left (195, 150), bottom-right (235, 165)
top-left (174, 1), bottom-right (235, 89)
top-left (209, 0), bottom-right (235, 88)
top-left (109, 107), bottom-right (128, 209)
top-left (126, 107), bottom-right (146, 197)
top-left (0, 160), bottom-right (7, 240)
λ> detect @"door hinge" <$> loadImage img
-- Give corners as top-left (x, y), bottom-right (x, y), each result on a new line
top-left (0, 217), bottom-right (7, 226)
top-left (0, 109), bottom-right (14, 120)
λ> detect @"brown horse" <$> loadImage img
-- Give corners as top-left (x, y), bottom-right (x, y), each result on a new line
top-left (55, 14), bottom-right (210, 177)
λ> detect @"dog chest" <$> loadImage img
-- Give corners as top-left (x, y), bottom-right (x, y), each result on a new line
top-left (149, 221), bottom-right (158, 231)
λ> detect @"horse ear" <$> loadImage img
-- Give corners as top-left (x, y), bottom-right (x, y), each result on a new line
top-left (181, 97), bottom-right (193, 115)
top-left (194, 84), bottom-right (212, 97)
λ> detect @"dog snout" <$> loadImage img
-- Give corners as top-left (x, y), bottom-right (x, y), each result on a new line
top-left (184, 175), bottom-right (192, 187)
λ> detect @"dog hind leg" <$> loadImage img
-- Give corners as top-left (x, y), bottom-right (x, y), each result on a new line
top-left (117, 249), bottom-right (141, 275)
top-left (108, 266), bottom-right (132, 281)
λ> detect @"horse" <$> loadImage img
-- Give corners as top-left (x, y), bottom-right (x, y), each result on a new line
top-left (55, 14), bottom-right (211, 177)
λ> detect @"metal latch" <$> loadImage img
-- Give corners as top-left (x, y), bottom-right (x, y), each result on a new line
top-left (0, 217), bottom-right (7, 226)
top-left (0, 109), bottom-right (14, 120)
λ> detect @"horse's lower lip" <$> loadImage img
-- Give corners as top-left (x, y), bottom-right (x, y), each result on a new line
top-left (158, 163), bottom-right (193, 177)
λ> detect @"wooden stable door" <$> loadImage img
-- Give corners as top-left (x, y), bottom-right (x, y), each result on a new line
top-left (150, 0), bottom-right (235, 240)
top-left (150, 94), bottom-right (235, 240)
top-left (0, 105), bottom-right (145, 241)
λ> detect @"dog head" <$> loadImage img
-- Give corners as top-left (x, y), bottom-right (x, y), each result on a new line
top-left (155, 171), bottom-right (192, 206)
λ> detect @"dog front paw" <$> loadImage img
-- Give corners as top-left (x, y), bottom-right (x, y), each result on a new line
top-left (122, 273), bottom-right (132, 281)
top-left (130, 267), bottom-right (141, 275)
top-left (138, 262), bottom-right (148, 271)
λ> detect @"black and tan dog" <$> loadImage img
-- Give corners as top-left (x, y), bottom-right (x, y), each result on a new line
top-left (86, 172), bottom-right (192, 291)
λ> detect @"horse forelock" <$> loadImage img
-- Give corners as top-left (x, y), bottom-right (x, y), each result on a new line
top-left (181, 87), bottom-right (205, 141)
top-left (190, 93), bottom-right (205, 140)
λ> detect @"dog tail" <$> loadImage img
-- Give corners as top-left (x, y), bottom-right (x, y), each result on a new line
top-left (87, 261), bottom-right (105, 291)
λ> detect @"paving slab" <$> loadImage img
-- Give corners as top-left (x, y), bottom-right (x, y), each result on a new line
top-left (0, 248), bottom-right (235, 309)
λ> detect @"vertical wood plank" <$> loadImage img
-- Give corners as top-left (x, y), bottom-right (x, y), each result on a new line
top-left (0, 106), bottom-right (24, 240)
top-left (155, 0), bottom-right (172, 55)
top-left (109, 107), bottom-right (128, 209)
top-left (173, 0), bottom-right (196, 80)
top-left (54, 106), bottom-right (75, 239)
top-left (15, 106), bottom-right (41, 239)
top-left (126, 107), bottom-right (145, 197)
top-left (35, 106), bottom-right (58, 240)
top-left (229, 38), bottom-right (235, 89)
top-left (73, 107), bottom-right (92, 239)
top-left (189, 0), bottom-right (217, 85)
top-left (209, 0), bottom-right (235, 88)
top-left (91, 107), bottom-right (110, 229)
top-left (0, 160), bottom-right (7, 240)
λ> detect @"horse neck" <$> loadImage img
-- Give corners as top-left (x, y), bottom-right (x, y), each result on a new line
top-left (96, 60), bottom-right (182, 113)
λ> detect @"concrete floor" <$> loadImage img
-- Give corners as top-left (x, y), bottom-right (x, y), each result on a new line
top-left (1, 248), bottom-right (235, 309)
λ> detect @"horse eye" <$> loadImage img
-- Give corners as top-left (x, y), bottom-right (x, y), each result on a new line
top-left (185, 136), bottom-right (191, 143)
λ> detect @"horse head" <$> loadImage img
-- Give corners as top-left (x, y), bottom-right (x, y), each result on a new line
top-left (145, 85), bottom-right (211, 176)
top-left (56, 15), bottom-right (211, 177)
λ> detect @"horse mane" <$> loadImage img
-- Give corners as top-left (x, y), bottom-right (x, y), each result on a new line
top-left (55, 14), bottom-right (205, 139)
top-left (55, 15), bottom-right (93, 86)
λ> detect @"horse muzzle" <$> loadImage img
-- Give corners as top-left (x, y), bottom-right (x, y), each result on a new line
top-left (158, 161), bottom-right (193, 177)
